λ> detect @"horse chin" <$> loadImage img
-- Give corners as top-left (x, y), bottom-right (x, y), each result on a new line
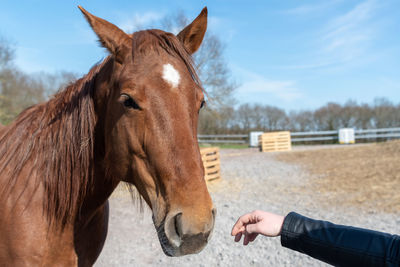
top-left (155, 223), bottom-right (208, 257)
top-left (151, 203), bottom-right (215, 257)
top-left (155, 222), bottom-right (182, 257)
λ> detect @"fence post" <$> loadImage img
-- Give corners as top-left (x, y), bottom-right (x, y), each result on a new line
top-left (249, 131), bottom-right (264, 147)
top-left (338, 128), bottom-right (355, 144)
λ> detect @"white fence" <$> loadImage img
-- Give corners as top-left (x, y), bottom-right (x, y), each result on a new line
top-left (197, 134), bottom-right (248, 144)
top-left (290, 130), bottom-right (338, 142)
top-left (198, 127), bottom-right (400, 145)
top-left (355, 127), bottom-right (400, 140)
top-left (291, 127), bottom-right (400, 143)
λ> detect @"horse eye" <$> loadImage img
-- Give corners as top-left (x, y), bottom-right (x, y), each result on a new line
top-left (121, 94), bottom-right (141, 110)
top-left (200, 100), bottom-right (206, 109)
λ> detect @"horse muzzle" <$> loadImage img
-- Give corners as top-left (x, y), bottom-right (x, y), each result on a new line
top-left (156, 208), bottom-right (216, 256)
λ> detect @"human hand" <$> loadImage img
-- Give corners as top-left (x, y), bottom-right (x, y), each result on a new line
top-left (231, 210), bottom-right (285, 245)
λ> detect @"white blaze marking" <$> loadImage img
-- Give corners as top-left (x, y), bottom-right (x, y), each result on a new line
top-left (162, 63), bottom-right (180, 88)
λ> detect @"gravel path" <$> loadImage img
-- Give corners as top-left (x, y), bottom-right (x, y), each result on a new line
top-left (95, 148), bottom-right (399, 266)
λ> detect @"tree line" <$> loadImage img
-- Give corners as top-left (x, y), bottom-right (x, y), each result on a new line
top-left (199, 99), bottom-right (400, 134)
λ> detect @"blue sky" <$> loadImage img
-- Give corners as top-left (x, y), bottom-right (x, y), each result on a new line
top-left (0, 0), bottom-right (399, 110)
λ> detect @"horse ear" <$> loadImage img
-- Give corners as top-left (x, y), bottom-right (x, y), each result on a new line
top-left (177, 7), bottom-right (208, 55)
top-left (78, 6), bottom-right (131, 63)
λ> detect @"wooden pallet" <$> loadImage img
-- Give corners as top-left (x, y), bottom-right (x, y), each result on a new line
top-left (200, 147), bottom-right (221, 181)
top-left (259, 131), bottom-right (292, 152)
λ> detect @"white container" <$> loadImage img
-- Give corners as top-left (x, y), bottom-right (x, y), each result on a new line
top-left (249, 131), bottom-right (264, 147)
top-left (338, 128), bottom-right (355, 144)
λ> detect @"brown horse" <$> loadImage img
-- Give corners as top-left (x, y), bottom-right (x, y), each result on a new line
top-left (0, 6), bottom-right (215, 266)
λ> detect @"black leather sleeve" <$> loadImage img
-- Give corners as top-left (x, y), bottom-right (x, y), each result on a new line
top-left (280, 212), bottom-right (400, 266)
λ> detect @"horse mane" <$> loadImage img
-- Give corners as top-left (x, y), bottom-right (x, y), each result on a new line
top-left (0, 58), bottom-right (109, 228)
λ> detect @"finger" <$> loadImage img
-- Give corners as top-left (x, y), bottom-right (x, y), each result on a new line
top-left (248, 233), bottom-right (258, 242)
top-left (231, 214), bottom-right (251, 236)
top-left (232, 225), bottom-right (245, 237)
top-left (231, 213), bottom-right (252, 236)
top-left (244, 232), bottom-right (258, 245)
top-left (234, 232), bottom-right (242, 242)
top-left (243, 233), bottom-right (249, 246)
top-left (246, 223), bottom-right (259, 234)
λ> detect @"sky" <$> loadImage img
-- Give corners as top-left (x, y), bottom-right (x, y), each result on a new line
top-left (0, 0), bottom-right (399, 111)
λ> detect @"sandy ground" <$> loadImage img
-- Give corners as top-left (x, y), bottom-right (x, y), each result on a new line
top-left (278, 140), bottom-right (400, 213)
top-left (95, 144), bottom-right (400, 266)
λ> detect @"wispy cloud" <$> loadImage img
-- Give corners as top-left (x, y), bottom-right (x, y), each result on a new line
top-left (208, 16), bottom-right (221, 28)
top-left (118, 11), bottom-right (164, 33)
top-left (207, 16), bottom-right (236, 42)
top-left (241, 79), bottom-right (301, 102)
top-left (276, 60), bottom-right (341, 70)
top-left (319, 0), bottom-right (378, 62)
top-left (15, 46), bottom-right (46, 73)
top-left (280, 0), bottom-right (381, 70)
top-left (235, 66), bottom-right (302, 103)
top-left (285, 1), bottom-right (342, 16)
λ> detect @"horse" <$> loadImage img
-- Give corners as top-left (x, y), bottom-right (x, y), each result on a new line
top-left (0, 6), bottom-right (215, 266)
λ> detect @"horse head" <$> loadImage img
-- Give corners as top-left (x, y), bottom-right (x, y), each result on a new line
top-left (79, 6), bottom-right (215, 256)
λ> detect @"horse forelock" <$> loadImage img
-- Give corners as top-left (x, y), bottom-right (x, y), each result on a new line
top-left (131, 30), bottom-right (202, 88)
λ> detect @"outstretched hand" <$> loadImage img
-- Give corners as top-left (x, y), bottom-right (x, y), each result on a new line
top-left (231, 210), bottom-right (285, 245)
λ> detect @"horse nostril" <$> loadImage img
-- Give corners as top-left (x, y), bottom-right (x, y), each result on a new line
top-left (212, 208), bottom-right (217, 220)
top-left (174, 212), bottom-right (183, 239)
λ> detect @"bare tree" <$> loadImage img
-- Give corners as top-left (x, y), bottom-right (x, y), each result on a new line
top-left (337, 100), bottom-right (358, 128)
top-left (262, 105), bottom-right (287, 131)
top-left (197, 106), bottom-right (236, 134)
top-left (372, 98), bottom-right (398, 128)
top-left (249, 104), bottom-right (265, 130)
top-left (33, 71), bottom-right (78, 98)
top-left (313, 102), bottom-right (342, 130)
top-left (0, 38), bottom-right (14, 69)
top-left (236, 104), bottom-right (252, 130)
top-left (0, 37), bottom-right (77, 124)
top-left (216, 106), bottom-right (236, 133)
top-left (0, 69), bottom-right (45, 124)
top-left (354, 103), bottom-right (373, 129)
top-left (288, 110), bottom-right (315, 131)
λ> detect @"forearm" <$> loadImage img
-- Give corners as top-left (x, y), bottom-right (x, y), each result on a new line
top-left (280, 212), bottom-right (400, 267)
